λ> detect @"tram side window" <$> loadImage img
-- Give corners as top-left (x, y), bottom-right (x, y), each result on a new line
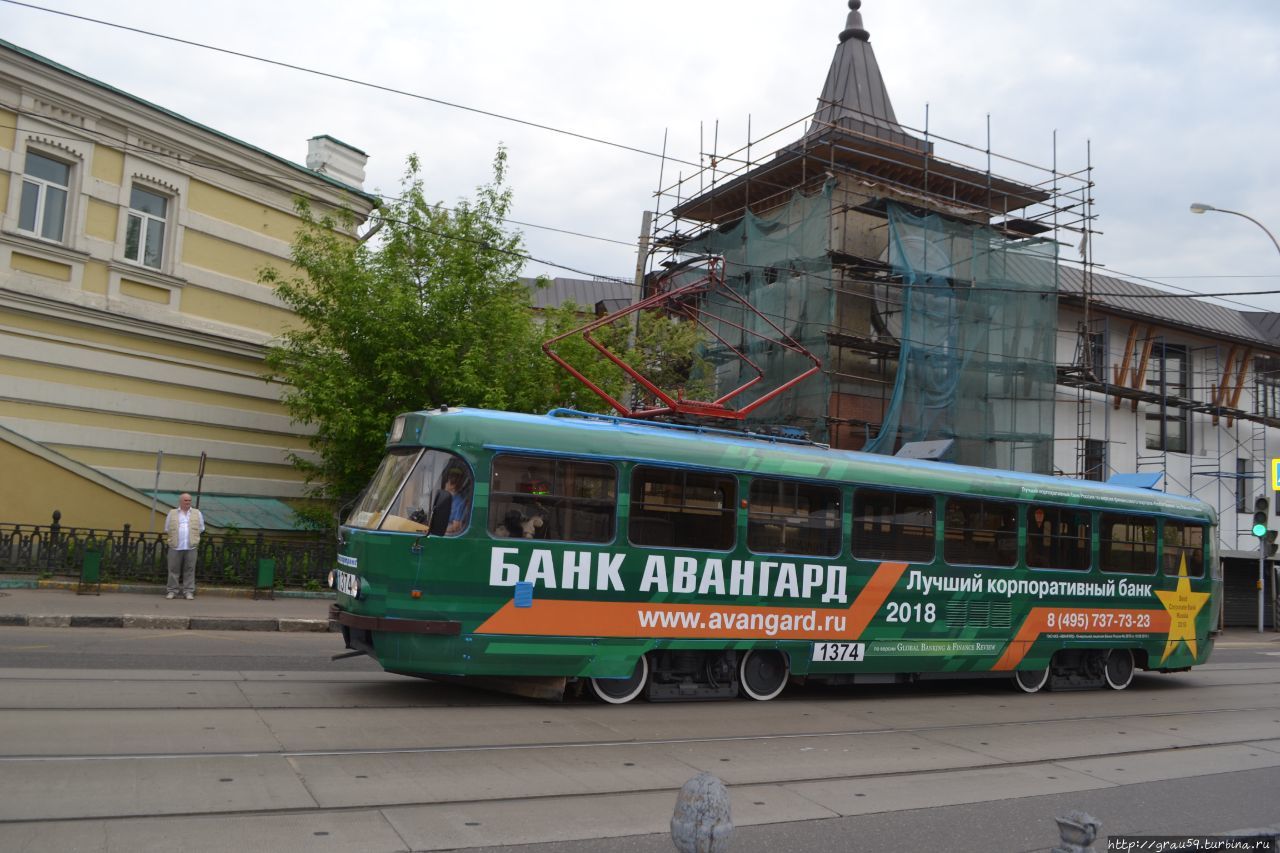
top-left (747, 478), bottom-right (841, 557)
top-left (1163, 522), bottom-right (1206, 578)
top-left (1100, 514), bottom-right (1157, 575)
top-left (943, 497), bottom-right (1017, 567)
top-left (629, 467), bottom-right (736, 551)
top-left (1026, 505), bottom-right (1092, 571)
top-left (852, 489), bottom-right (934, 563)
top-left (488, 455), bottom-right (616, 543)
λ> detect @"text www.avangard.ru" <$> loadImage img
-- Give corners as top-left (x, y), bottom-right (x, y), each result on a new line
top-left (636, 607), bottom-right (847, 636)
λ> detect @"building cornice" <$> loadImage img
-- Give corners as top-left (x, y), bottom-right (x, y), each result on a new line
top-left (0, 286), bottom-right (272, 360)
top-left (0, 41), bottom-right (378, 220)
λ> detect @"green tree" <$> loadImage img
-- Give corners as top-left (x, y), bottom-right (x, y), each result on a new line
top-left (264, 146), bottom-right (709, 510)
top-left (628, 310), bottom-right (714, 406)
top-left (264, 148), bottom-right (545, 503)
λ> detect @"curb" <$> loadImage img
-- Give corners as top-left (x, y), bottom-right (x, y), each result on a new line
top-left (124, 615), bottom-right (189, 630)
top-left (0, 578), bottom-right (336, 600)
top-left (188, 616), bottom-right (280, 632)
top-left (0, 613), bottom-right (334, 632)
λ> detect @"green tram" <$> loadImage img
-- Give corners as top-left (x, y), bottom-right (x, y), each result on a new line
top-left (329, 407), bottom-right (1219, 702)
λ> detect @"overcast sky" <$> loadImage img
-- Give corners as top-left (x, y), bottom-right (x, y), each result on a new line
top-left (5, 1), bottom-right (1280, 309)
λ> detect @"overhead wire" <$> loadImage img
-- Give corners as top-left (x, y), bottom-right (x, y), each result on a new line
top-left (0, 111), bottom-right (636, 282)
top-left (11, 94), bottom-right (1279, 302)
top-left (6, 2), bottom-right (1275, 459)
top-left (4, 2), bottom-right (1279, 305)
top-left (0, 111), bottom-right (638, 248)
top-left (0, 0), bottom-right (702, 170)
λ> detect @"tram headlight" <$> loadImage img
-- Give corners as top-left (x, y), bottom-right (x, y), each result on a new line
top-left (327, 570), bottom-right (335, 589)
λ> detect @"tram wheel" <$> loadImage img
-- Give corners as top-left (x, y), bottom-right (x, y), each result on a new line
top-left (1104, 648), bottom-right (1135, 690)
top-left (588, 654), bottom-right (649, 704)
top-left (1012, 663), bottom-right (1051, 694)
top-left (738, 649), bottom-right (789, 701)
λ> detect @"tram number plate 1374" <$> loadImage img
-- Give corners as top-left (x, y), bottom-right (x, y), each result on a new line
top-left (812, 642), bottom-right (865, 662)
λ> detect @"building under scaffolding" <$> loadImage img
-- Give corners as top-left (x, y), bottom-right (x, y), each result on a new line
top-left (647, 0), bottom-right (1085, 476)
top-left (631, 1), bottom-right (1280, 626)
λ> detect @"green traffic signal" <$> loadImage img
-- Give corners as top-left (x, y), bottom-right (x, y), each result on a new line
top-left (1254, 521), bottom-right (1269, 537)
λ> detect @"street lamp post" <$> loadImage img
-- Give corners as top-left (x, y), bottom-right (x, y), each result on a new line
top-left (1190, 201), bottom-right (1279, 633)
top-left (1189, 202), bottom-right (1280, 255)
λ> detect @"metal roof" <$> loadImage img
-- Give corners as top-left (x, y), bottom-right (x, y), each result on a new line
top-left (673, 3), bottom-right (1045, 223)
top-left (1242, 311), bottom-right (1280, 346)
top-left (807, 1), bottom-right (928, 153)
top-left (522, 277), bottom-right (635, 311)
top-left (1055, 264), bottom-right (1277, 349)
top-left (149, 492), bottom-right (305, 532)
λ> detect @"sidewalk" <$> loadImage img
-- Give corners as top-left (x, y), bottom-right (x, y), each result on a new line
top-left (0, 579), bottom-right (334, 632)
top-left (1, 579), bottom-right (1277, 645)
top-left (1215, 627), bottom-right (1280, 648)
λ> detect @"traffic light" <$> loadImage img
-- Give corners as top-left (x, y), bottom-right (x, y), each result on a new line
top-left (1253, 498), bottom-right (1279, 558)
top-left (1253, 497), bottom-right (1269, 538)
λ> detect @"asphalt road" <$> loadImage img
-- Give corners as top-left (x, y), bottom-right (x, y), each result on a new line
top-left (0, 626), bottom-right (1268, 670)
top-left (0, 629), bottom-right (1277, 852)
top-left (0, 625), bottom-right (380, 672)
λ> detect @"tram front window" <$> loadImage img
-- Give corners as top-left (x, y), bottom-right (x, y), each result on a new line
top-left (345, 449), bottom-right (421, 529)
top-left (345, 449), bottom-right (472, 535)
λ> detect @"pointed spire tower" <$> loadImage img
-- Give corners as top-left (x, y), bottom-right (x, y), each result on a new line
top-left (643, 2), bottom-right (1061, 454)
top-left (672, 1), bottom-right (1045, 226)
top-left (807, 0), bottom-right (929, 153)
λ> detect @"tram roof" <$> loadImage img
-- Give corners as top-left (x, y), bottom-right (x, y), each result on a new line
top-left (396, 408), bottom-right (1215, 523)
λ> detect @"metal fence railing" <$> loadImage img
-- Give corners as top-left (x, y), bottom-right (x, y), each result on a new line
top-left (0, 513), bottom-right (335, 589)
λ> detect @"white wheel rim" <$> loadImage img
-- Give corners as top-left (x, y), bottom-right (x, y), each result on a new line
top-left (1104, 649), bottom-right (1134, 690)
top-left (590, 655), bottom-right (649, 704)
top-left (1013, 664), bottom-right (1050, 693)
top-left (739, 650), bottom-right (789, 701)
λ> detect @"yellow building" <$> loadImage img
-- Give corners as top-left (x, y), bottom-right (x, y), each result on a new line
top-left (0, 39), bottom-right (377, 529)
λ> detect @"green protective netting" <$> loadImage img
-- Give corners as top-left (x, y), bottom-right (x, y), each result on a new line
top-left (863, 202), bottom-right (1059, 472)
top-left (675, 182), bottom-right (836, 439)
top-left (665, 190), bottom-right (1056, 468)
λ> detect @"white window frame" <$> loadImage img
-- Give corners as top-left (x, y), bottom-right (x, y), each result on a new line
top-left (16, 149), bottom-right (73, 243)
top-left (111, 161), bottom-right (187, 281)
top-left (123, 184), bottom-right (170, 270)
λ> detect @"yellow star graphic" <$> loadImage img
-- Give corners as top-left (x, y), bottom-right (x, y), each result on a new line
top-left (1154, 554), bottom-right (1212, 663)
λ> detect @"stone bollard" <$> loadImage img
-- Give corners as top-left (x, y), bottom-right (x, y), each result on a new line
top-left (671, 771), bottom-right (733, 853)
top-left (1052, 810), bottom-right (1101, 853)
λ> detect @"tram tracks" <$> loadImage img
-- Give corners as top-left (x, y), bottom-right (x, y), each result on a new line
top-left (1, 733), bottom-right (1277, 827)
top-left (1, 667), bottom-right (1277, 713)
top-left (2, 700), bottom-right (1276, 763)
top-left (3, 667), bottom-right (1278, 842)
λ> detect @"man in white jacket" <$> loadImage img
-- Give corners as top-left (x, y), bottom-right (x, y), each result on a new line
top-left (164, 493), bottom-right (205, 600)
